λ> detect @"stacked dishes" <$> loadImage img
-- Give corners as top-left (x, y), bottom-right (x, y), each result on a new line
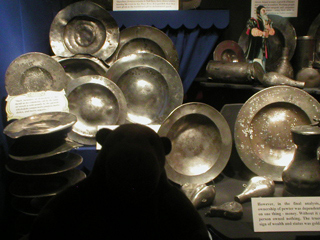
top-left (3, 112), bottom-right (86, 232)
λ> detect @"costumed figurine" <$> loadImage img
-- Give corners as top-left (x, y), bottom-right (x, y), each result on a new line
top-left (25, 124), bottom-right (211, 240)
top-left (245, 5), bottom-right (275, 70)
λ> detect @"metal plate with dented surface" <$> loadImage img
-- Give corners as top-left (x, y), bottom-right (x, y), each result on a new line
top-left (106, 53), bottom-right (183, 125)
top-left (158, 102), bottom-right (232, 185)
top-left (49, 1), bottom-right (119, 60)
top-left (234, 86), bottom-right (320, 181)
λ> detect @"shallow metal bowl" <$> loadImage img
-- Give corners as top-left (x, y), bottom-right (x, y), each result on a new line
top-left (234, 86), bottom-right (320, 181)
top-left (67, 75), bottom-right (127, 140)
top-left (105, 53), bottom-right (183, 125)
top-left (108, 25), bottom-right (179, 71)
top-left (50, 1), bottom-right (119, 60)
top-left (5, 52), bottom-right (68, 96)
top-left (213, 40), bottom-right (245, 63)
top-left (4, 112), bottom-right (77, 139)
top-left (158, 102), bottom-right (232, 185)
top-left (53, 55), bottom-right (109, 80)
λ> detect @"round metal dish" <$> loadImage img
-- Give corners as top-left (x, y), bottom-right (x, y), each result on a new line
top-left (307, 13), bottom-right (320, 62)
top-left (11, 196), bottom-right (52, 216)
top-left (67, 75), bottom-right (127, 139)
top-left (234, 86), bottom-right (320, 181)
top-left (6, 152), bottom-right (83, 176)
top-left (108, 25), bottom-right (179, 71)
top-left (105, 53), bottom-right (183, 125)
top-left (9, 168), bottom-right (86, 198)
top-left (49, 1), bottom-right (119, 60)
top-left (4, 112), bottom-right (77, 139)
top-left (52, 55), bottom-right (110, 80)
top-left (238, 15), bottom-right (297, 72)
top-left (213, 40), bottom-right (245, 62)
top-left (158, 102), bottom-right (232, 185)
top-left (9, 138), bottom-right (82, 161)
top-left (5, 52), bottom-right (68, 96)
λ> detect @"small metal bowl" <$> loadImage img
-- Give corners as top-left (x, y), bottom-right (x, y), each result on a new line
top-left (158, 102), bottom-right (232, 185)
top-left (66, 75), bottom-right (127, 141)
top-left (106, 53), bottom-right (183, 125)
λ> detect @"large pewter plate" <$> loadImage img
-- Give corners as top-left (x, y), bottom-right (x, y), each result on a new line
top-left (4, 112), bottom-right (77, 139)
top-left (106, 53), bottom-right (183, 125)
top-left (234, 86), bottom-right (320, 181)
top-left (158, 102), bottom-right (232, 185)
top-left (238, 15), bottom-right (297, 72)
top-left (5, 52), bottom-right (68, 96)
top-left (67, 75), bottom-right (127, 142)
top-left (108, 25), bottom-right (179, 71)
top-left (50, 1), bottom-right (119, 60)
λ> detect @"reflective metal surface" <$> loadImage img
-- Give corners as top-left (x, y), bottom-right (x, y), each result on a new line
top-left (158, 102), bottom-right (232, 185)
top-left (261, 72), bottom-right (305, 88)
top-left (50, 1), bottom-right (119, 60)
top-left (307, 13), bottom-right (320, 62)
top-left (67, 75), bottom-right (127, 140)
top-left (9, 138), bottom-right (82, 161)
top-left (238, 15), bottom-right (297, 72)
top-left (234, 86), bottom-right (320, 181)
top-left (234, 176), bottom-right (275, 203)
top-left (108, 25), bottom-right (179, 71)
top-left (106, 53), bottom-right (183, 125)
top-left (5, 52), bottom-right (68, 96)
top-left (205, 201), bottom-right (243, 220)
top-left (6, 152), bottom-right (82, 176)
top-left (4, 112), bottom-right (77, 139)
top-left (9, 168), bottom-right (86, 198)
top-left (213, 40), bottom-right (245, 63)
top-left (53, 55), bottom-right (110, 80)
top-left (182, 183), bottom-right (216, 209)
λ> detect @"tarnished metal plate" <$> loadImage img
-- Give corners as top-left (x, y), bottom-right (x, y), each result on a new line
top-left (50, 1), bottom-right (119, 60)
top-left (234, 86), bottom-right (320, 181)
top-left (5, 52), bottom-right (68, 96)
top-left (66, 75), bottom-right (127, 140)
top-left (213, 40), bottom-right (245, 63)
top-left (6, 152), bottom-right (82, 176)
top-left (52, 55), bottom-right (109, 81)
top-left (238, 15), bottom-right (297, 72)
top-left (108, 25), bottom-right (179, 71)
top-left (106, 53), bottom-right (183, 125)
top-left (158, 102), bottom-right (232, 185)
top-left (9, 168), bottom-right (86, 198)
top-left (4, 112), bottom-right (76, 139)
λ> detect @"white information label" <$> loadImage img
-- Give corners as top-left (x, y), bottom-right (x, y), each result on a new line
top-left (251, 0), bottom-right (298, 17)
top-left (113, 0), bottom-right (179, 11)
top-left (6, 90), bottom-right (69, 121)
top-left (252, 197), bottom-right (320, 232)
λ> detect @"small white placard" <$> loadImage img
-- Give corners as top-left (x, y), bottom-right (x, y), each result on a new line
top-left (251, 0), bottom-right (298, 17)
top-left (113, 0), bottom-right (179, 11)
top-left (252, 197), bottom-right (320, 232)
top-left (6, 90), bottom-right (69, 121)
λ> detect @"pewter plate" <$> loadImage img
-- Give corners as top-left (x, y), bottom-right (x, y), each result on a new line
top-left (158, 102), bottom-right (232, 185)
top-left (67, 75), bottom-right (127, 140)
top-left (213, 40), bottom-right (245, 62)
top-left (238, 15), bottom-right (297, 72)
top-left (234, 86), bottom-right (320, 181)
top-left (105, 53), bottom-right (183, 125)
top-left (5, 52), bottom-right (68, 96)
top-left (9, 168), bottom-right (86, 198)
top-left (4, 112), bottom-right (77, 139)
top-left (108, 25), bottom-right (179, 71)
top-left (50, 1), bottom-right (119, 60)
top-left (6, 152), bottom-right (83, 176)
top-left (53, 55), bottom-right (109, 81)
